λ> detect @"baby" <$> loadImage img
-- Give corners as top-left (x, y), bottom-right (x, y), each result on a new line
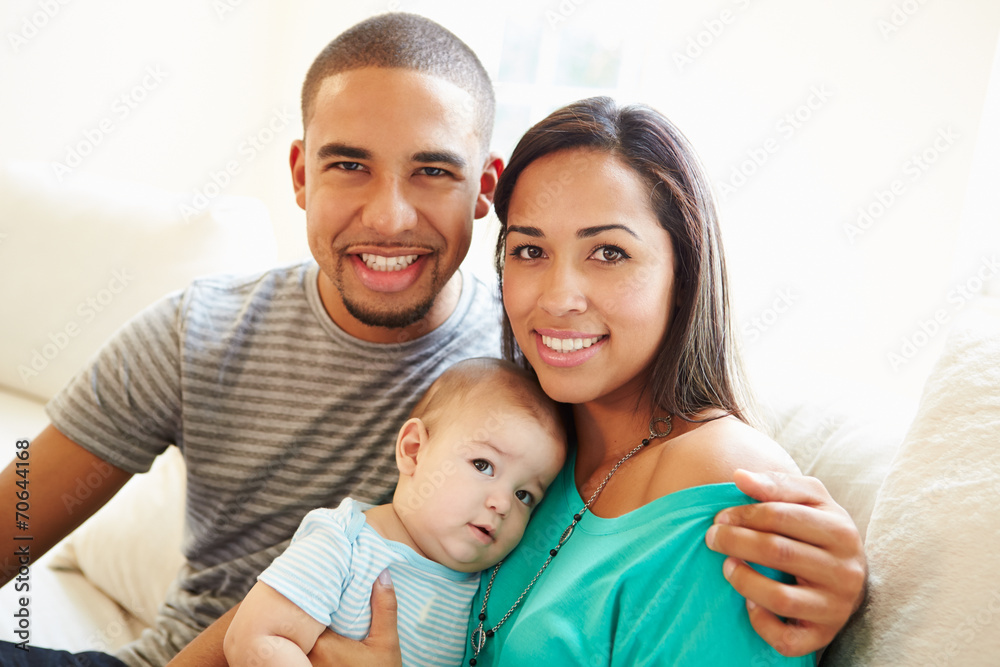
top-left (224, 358), bottom-right (567, 666)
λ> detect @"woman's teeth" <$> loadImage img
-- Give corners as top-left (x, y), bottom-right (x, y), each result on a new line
top-left (541, 335), bottom-right (602, 353)
top-left (360, 253), bottom-right (419, 271)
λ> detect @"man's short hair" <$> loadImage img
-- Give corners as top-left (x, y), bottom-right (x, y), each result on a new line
top-left (301, 13), bottom-right (496, 151)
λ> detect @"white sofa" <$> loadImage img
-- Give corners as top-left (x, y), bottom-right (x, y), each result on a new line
top-left (1, 163), bottom-right (998, 665)
top-left (0, 161), bottom-right (278, 652)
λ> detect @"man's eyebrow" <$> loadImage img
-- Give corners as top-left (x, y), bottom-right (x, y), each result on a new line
top-left (316, 143), bottom-right (370, 161)
top-left (506, 224), bottom-right (640, 239)
top-left (413, 151), bottom-right (467, 170)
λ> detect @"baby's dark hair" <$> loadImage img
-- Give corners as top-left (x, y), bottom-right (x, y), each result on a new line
top-left (300, 12), bottom-right (495, 150)
top-left (411, 358), bottom-right (567, 444)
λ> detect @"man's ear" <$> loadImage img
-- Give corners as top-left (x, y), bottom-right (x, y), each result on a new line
top-left (474, 152), bottom-right (505, 220)
top-left (395, 418), bottom-right (428, 476)
top-left (289, 139), bottom-right (307, 211)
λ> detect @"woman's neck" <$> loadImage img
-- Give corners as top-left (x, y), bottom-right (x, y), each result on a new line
top-left (571, 400), bottom-right (656, 491)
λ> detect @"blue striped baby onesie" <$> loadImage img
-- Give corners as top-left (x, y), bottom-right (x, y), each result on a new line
top-left (258, 498), bottom-right (480, 666)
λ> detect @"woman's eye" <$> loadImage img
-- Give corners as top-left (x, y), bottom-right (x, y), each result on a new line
top-left (592, 245), bottom-right (629, 263)
top-left (510, 244), bottom-right (544, 260)
top-left (473, 459), bottom-right (494, 476)
top-left (515, 490), bottom-right (534, 506)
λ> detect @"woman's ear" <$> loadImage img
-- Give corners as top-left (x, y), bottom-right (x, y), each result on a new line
top-left (395, 418), bottom-right (428, 476)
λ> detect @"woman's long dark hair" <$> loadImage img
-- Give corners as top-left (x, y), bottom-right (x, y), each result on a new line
top-left (494, 97), bottom-right (756, 425)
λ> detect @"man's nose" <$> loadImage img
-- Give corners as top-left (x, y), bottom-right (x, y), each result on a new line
top-left (361, 177), bottom-right (418, 236)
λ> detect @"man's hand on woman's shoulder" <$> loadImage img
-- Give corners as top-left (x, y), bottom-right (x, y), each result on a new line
top-left (705, 469), bottom-right (867, 657)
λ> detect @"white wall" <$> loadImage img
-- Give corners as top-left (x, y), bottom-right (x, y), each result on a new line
top-left (2, 0), bottom-right (998, 405)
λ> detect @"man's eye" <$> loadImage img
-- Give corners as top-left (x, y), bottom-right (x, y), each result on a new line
top-left (515, 490), bottom-right (534, 506)
top-left (473, 459), bottom-right (494, 476)
top-left (332, 161), bottom-right (365, 171)
top-left (418, 167), bottom-right (448, 177)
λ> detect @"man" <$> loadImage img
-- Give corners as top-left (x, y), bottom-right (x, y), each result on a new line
top-left (0, 13), bottom-right (864, 667)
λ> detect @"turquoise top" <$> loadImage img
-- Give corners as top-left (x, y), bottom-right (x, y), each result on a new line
top-left (464, 454), bottom-right (815, 666)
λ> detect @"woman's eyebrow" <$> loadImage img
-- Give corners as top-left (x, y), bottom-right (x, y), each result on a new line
top-left (577, 224), bottom-right (639, 239)
top-left (507, 223), bottom-right (640, 239)
top-left (507, 225), bottom-right (544, 238)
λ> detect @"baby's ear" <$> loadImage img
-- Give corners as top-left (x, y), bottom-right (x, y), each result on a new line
top-left (395, 418), bottom-right (428, 476)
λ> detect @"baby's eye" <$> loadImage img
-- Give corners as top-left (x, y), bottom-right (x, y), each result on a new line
top-left (515, 489), bottom-right (534, 506)
top-left (472, 459), bottom-right (494, 476)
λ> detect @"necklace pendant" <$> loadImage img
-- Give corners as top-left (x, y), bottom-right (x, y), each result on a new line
top-left (649, 415), bottom-right (673, 439)
top-left (558, 523), bottom-right (574, 546)
top-left (471, 622), bottom-right (487, 653)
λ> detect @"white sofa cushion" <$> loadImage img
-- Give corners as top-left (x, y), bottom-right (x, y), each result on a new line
top-left (0, 161), bottom-right (278, 402)
top-left (45, 446), bottom-right (187, 630)
top-left (823, 296), bottom-right (1000, 666)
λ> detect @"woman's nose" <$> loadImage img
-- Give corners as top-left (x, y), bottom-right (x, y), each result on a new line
top-left (537, 262), bottom-right (587, 316)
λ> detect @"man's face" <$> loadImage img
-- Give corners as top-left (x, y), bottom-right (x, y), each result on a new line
top-left (290, 68), bottom-right (500, 343)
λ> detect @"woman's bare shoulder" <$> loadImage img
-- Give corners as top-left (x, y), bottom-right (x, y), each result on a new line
top-left (646, 415), bottom-right (800, 498)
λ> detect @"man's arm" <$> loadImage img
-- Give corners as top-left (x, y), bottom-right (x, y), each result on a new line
top-left (1, 424), bottom-right (132, 587)
top-left (706, 469), bottom-right (867, 657)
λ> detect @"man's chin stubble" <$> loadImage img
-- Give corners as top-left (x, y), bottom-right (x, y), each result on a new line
top-left (340, 293), bottom-right (437, 329)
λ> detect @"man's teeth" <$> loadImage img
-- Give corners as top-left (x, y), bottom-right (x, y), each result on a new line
top-left (360, 253), bottom-right (419, 271)
top-left (541, 335), bottom-right (602, 353)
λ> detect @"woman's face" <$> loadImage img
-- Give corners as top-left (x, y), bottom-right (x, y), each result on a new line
top-left (502, 148), bottom-right (677, 408)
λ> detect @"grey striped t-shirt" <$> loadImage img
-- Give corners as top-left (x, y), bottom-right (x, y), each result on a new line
top-left (46, 260), bottom-right (501, 666)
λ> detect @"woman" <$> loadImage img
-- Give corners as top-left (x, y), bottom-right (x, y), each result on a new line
top-left (463, 97), bottom-right (817, 665)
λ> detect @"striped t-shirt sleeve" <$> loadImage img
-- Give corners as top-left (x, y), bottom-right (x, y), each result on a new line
top-left (46, 291), bottom-right (184, 473)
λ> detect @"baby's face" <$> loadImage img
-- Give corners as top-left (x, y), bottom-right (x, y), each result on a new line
top-left (398, 401), bottom-right (565, 573)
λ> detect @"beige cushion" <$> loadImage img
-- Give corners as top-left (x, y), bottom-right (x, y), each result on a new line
top-left (0, 160), bottom-right (277, 401)
top-left (46, 446), bottom-right (187, 629)
top-left (823, 296), bottom-right (1000, 666)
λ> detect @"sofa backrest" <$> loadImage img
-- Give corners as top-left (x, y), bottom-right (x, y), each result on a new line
top-left (0, 161), bottom-right (278, 402)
